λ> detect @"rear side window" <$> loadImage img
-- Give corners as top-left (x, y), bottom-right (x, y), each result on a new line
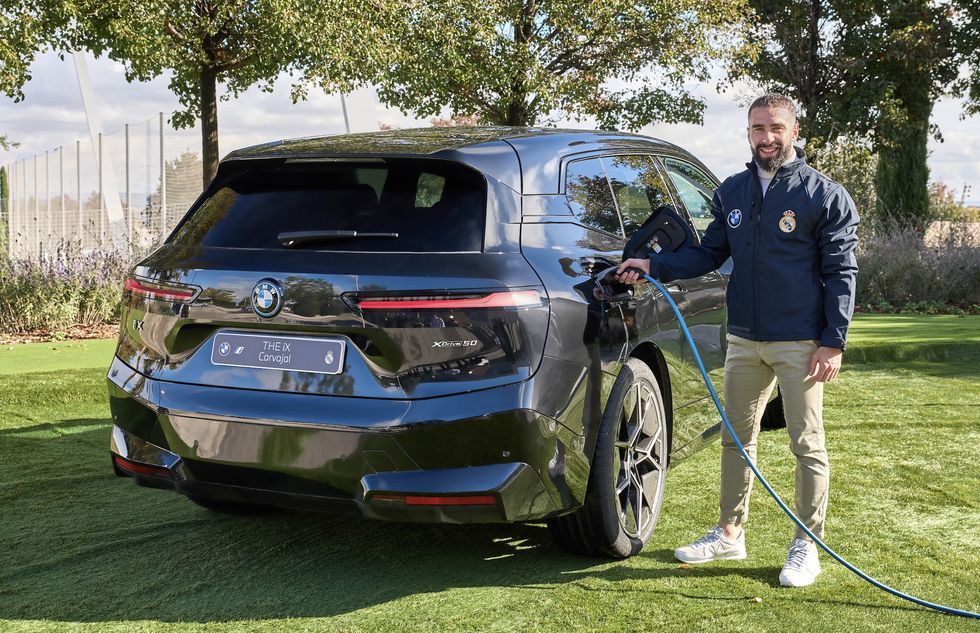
top-left (169, 159), bottom-right (486, 252)
top-left (565, 158), bottom-right (621, 236)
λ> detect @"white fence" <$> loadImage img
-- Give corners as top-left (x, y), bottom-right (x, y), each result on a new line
top-left (3, 113), bottom-right (205, 258)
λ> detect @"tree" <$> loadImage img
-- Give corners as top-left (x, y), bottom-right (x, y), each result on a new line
top-left (0, 2), bottom-right (73, 101)
top-left (954, 0), bottom-right (980, 117)
top-left (839, 1), bottom-right (958, 228)
top-left (730, 0), bottom-right (960, 228)
top-left (370, 0), bottom-right (750, 129)
top-left (2, 1), bottom-right (393, 186)
top-left (727, 0), bottom-right (845, 141)
top-left (75, 0), bottom-right (397, 185)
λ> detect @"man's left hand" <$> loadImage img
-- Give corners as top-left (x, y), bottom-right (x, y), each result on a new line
top-left (807, 346), bottom-right (843, 382)
top-left (615, 258), bottom-right (650, 284)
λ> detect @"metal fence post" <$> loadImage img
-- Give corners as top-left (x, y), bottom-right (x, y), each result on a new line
top-left (76, 140), bottom-right (82, 250)
top-left (160, 112), bottom-right (167, 240)
top-left (33, 154), bottom-right (39, 257)
top-left (98, 132), bottom-right (105, 246)
top-left (45, 150), bottom-right (51, 252)
top-left (60, 146), bottom-right (65, 242)
top-left (125, 122), bottom-right (132, 247)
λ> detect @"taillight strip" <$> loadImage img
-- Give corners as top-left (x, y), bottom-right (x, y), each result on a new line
top-left (113, 455), bottom-right (173, 479)
top-left (358, 290), bottom-right (541, 310)
top-left (124, 277), bottom-right (197, 302)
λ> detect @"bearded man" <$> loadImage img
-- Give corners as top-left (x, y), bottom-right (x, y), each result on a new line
top-left (616, 93), bottom-right (859, 587)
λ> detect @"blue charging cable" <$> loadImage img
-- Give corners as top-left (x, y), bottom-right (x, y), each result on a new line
top-left (640, 271), bottom-right (979, 620)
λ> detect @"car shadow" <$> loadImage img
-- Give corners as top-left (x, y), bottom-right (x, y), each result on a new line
top-left (0, 418), bottom-right (919, 623)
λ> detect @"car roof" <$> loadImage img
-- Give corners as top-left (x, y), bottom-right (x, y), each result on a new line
top-left (223, 126), bottom-right (693, 194)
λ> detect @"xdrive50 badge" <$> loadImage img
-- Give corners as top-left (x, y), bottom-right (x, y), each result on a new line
top-left (252, 279), bottom-right (284, 318)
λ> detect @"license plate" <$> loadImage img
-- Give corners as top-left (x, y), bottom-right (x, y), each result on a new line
top-left (210, 332), bottom-right (346, 375)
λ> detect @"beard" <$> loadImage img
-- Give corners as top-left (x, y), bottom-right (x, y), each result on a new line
top-left (752, 141), bottom-right (795, 172)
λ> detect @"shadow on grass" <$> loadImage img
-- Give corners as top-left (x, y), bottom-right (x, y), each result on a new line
top-left (0, 418), bottom-right (935, 624)
top-left (0, 418), bottom-right (729, 624)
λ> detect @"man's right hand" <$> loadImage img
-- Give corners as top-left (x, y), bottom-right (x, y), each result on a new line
top-left (615, 258), bottom-right (651, 284)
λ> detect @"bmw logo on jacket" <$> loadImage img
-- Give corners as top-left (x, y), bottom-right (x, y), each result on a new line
top-left (648, 147), bottom-right (859, 350)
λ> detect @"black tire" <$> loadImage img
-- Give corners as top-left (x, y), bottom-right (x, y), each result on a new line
top-left (187, 496), bottom-right (279, 515)
top-left (760, 388), bottom-right (787, 430)
top-left (548, 358), bottom-right (668, 558)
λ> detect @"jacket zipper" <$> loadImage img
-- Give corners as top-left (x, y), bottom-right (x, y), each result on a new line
top-left (750, 171), bottom-right (767, 339)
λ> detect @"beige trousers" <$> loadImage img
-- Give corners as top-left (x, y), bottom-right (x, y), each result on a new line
top-left (720, 335), bottom-right (829, 539)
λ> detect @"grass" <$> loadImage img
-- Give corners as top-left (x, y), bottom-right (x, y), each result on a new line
top-left (0, 316), bottom-right (978, 631)
top-left (0, 338), bottom-right (118, 375)
top-left (846, 314), bottom-right (980, 362)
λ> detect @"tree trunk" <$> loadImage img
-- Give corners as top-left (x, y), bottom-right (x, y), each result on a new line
top-left (200, 66), bottom-right (219, 186)
top-left (504, 99), bottom-right (531, 126)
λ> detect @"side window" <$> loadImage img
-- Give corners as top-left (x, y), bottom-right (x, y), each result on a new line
top-left (565, 158), bottom-right (622, 236)
top-left (599, 155), bottom-right (674, 237)
top-left (662, 157), bottom-right (717, 236)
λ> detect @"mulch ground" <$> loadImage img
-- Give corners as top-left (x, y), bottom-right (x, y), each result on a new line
top-left (0, 323), bottom-right (119, 345)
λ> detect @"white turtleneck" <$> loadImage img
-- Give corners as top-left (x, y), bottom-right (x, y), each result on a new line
top-left (757, 152), bottom-right (801, 198)
top-left (758, 166), bottom-right (777, 198)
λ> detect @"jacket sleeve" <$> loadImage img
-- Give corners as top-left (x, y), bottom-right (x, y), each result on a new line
top-left (816, 184), bottom-right (860, 349)
top-left (648, 189), bottom-right (731, 282)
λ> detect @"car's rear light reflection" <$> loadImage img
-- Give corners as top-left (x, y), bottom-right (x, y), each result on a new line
top-left (371, 493), bottom-right (498, 506)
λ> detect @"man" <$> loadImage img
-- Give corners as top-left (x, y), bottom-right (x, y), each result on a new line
top-left (616, 93), bottom-right (859, 587)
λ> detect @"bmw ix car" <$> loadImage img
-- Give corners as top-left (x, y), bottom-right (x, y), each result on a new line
top-left (108, 127), bottom-right (728, 558)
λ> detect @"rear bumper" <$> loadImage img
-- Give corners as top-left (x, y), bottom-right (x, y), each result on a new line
top-left (107, 356), bottom-right (587, 522)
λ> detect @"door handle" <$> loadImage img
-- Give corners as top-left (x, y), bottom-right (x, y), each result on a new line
top-left (665, 282), bottom-right (687, 293)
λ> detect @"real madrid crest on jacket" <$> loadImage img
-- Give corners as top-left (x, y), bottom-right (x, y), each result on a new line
top-left (648, 147), bottom-right (859, 350)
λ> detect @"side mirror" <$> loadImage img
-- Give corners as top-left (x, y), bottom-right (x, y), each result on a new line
top-left (623, 205), bottom-right (694, 260)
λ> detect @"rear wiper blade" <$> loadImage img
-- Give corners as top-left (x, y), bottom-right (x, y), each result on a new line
top-left (278, 230), bottom-right (399, 247)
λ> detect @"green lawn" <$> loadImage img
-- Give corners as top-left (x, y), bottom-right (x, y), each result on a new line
top-left (1, 316), bottom-right (978, 631)
top-left (0, 338), bottom-right (118, 375)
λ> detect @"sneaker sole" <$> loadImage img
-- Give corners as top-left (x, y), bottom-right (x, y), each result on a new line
top-left (674, 550), bottom-right (747, 564)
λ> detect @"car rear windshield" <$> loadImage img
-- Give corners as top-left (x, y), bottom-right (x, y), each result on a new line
top-left (168, 159), bottom-right (487, 252)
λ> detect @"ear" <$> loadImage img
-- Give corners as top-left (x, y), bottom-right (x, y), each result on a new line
top-left (791, 120), bottom-right (800, 141)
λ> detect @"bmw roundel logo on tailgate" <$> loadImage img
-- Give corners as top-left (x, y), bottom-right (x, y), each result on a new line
top-left (251, 279), bottom-right (284, 318)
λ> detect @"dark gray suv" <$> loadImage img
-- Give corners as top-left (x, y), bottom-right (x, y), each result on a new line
top-left (108, 127), bottom-right (727, 558)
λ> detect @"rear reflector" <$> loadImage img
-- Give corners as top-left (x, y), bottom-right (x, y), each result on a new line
top-left (371, 493), bottom-right (497, 506)
top-left (113, 455), bottom-right (173, 479)
top-left (358, 290), bottom-right (541, 310)
top-left (124, 277), bottom-right (197, 302)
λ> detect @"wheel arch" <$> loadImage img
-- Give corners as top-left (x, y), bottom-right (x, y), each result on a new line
top-left (629, 341), bottom-right (674, 455)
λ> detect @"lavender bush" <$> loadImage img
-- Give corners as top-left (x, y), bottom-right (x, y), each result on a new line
top-left (856, 219), bottom-right (980, 307)
top-left (0, 243), bottom-right (130, 335)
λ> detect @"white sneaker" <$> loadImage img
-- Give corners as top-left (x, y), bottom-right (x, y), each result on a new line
top-left (779, 538), bottom-right (821, 587)
top-left (674, 526), bottom-right (747, 564)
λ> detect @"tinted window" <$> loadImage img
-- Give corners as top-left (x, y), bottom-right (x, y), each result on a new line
top-left (600, 155), bottom-right (674, 237)
top-left (168, 160), bottom-right (486, 252)
top-left (565, 158), bottom-right (622, 236)
top-left (662, 157), bottom-right (717, 235)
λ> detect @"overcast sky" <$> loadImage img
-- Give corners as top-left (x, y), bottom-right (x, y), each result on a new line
top-left (3, 50), bottom-right (980, 204)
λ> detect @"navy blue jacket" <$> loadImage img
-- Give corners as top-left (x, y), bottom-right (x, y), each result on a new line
top-left (650, 150), bottom-right (859, 349)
